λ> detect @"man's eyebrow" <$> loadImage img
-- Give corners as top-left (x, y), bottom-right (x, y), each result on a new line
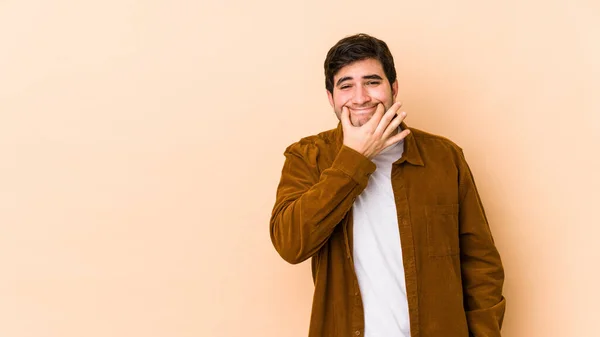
top-left (363, 74), bottom-right (383, 80)
top-left (336, 76), bottom-right (353, 86)
top-left (336, 74), bottom-right (384, 87)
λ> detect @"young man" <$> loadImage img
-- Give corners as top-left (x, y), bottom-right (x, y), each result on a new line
top-left (269, 33), bottom-right (505, 337)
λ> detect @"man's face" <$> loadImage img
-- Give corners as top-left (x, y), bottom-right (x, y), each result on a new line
top-left (327, 58), bottom-right (398, 127)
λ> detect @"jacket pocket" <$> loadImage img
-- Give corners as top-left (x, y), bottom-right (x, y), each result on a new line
top-left (425, 204), bottom-right (459, 257)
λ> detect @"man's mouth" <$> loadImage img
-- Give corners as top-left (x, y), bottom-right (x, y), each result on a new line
top-left (350, 106), bottom-right (377, 114)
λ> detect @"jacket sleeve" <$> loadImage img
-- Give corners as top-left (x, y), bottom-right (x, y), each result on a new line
top-left (270, 141), bottom-right (376, 264)
top-left (457, 150), bottom-right (506, 337)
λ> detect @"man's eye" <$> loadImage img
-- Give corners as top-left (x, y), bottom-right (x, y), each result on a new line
top-left (340, 85), bottom-right (351, 89)
top-left (367, 81), bottom-right (380, 86)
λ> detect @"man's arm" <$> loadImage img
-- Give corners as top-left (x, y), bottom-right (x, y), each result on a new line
top-left (457, 150), bottom-right (506, 336)
top-left (270, 102), bottom-right (409, 264)
top-left (269, 142), bottom-right (375, 264)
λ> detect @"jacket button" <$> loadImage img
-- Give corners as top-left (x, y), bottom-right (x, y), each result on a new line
top-left (355, 331), bottom-right (361, 336)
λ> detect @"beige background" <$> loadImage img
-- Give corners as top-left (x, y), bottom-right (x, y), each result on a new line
top-left (1, 0), bottom-right (599, 336)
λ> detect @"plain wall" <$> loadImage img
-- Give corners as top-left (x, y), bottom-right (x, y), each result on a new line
top-left (1, 0), bottom-right (599, 336)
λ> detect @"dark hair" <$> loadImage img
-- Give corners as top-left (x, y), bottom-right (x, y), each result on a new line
top-left (324, 33), bottom-right (397, 94)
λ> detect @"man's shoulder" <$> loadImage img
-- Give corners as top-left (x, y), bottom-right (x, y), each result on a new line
top-left (283, 126), bottom-right (338, 155)
top-left (408, 126), bottom-right (464, 154)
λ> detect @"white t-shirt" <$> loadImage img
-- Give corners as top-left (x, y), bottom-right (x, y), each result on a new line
top-left (352, 139), bottom-right (410, 337)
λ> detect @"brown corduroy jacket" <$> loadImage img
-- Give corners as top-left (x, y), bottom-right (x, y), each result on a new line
top-left (270, 122), bottom-right (506, 337)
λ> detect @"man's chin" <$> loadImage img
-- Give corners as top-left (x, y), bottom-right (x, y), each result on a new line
top-left (353, 115), bottom-right (372, 127)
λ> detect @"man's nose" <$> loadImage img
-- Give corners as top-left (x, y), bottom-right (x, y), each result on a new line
top-left (351, 86), bottom-right (371, 105)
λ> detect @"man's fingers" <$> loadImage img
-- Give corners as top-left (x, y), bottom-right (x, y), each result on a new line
top-left (384, 128), bottom-right (411, 148)
top-left (340, 106), bottom-right (352, 129)
top-left (374, 102), bottom-right (403, 135)
top-left (365, 103), bottom-right (386, 130)
top-left (382, 111), bottom-right (407, 140)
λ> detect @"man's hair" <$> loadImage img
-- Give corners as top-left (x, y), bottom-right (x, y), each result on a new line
top-left (324, 33), bottom-right (397, 94)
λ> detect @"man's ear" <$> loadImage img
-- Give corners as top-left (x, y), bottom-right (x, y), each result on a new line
top-left (392, 80), bottom-right (399, 101)
top-left (327, 89), bottom-right (334, 108)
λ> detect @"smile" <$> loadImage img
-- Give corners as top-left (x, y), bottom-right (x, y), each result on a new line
top-left (350, 107), bottom-right (376, 114)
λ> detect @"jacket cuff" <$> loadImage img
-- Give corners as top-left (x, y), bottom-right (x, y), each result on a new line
top-left (331, 145), bottom-right (376, 188)
top-left (465, 296), bottom-right (506, 337)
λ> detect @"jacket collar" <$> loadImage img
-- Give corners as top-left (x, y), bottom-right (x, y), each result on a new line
top-left (332, 121), bottom-right (424, 166)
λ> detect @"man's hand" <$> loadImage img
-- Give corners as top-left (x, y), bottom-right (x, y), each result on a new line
top-left (341, 102), bottom-right (410, 159)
